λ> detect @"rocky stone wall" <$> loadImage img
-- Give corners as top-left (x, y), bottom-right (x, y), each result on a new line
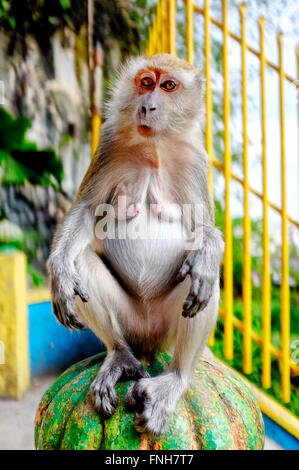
top-left (0, 27), bottom-right (97, 278)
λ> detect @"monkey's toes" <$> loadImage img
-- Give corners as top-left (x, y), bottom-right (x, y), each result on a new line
top-left (125, 380), bottom-right (147, 413)
top-left (176, 264), bottom-right (190, 283)
top-left (89, 379), bottom-right (118, 419)
top-left (134, 411), bottom-right (168, 438)
top-left (126, 381), bottom-right (167, 437)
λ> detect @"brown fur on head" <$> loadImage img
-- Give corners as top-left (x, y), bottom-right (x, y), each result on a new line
top-left (105, 54), bottom-right (204, 140)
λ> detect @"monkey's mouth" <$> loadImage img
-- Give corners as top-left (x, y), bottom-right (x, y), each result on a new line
top-left (137, 124), bottom-right (156, 137)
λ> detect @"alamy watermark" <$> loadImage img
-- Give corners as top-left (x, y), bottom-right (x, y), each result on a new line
top-left (94, 198), bottom-right (205, 251)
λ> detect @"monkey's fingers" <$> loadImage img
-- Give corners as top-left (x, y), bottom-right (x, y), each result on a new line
top-left (182, 294), bottom-right (199, 318)
top-left (182, 277), bottom-right (202, 314)
top-left (196, 278), bottom-right (213, 313)
top-left (53, 302), bottom-right (66, 325)
top-left (66, 313), bottom-right (87, 330)
top-left (182, 278), bottom-right (214, 318)
top-left (74, 281), bottom-right (89, 303)
top-left (176, 262), bottom-right (191, 283)
top-left (54, 298), bottom-right (87, 330)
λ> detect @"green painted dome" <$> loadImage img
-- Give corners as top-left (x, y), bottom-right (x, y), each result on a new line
top-left (35, 351), bottom-right (264, 450)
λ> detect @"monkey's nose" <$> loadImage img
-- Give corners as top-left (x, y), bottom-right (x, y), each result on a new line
top-left (141, 105), bottom-right (157, 115)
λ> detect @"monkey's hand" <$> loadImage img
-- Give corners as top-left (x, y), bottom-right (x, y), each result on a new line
top-left (48, 261), bottom-right (89, 330)
top-left (177, 250), bottom-right (216, 318)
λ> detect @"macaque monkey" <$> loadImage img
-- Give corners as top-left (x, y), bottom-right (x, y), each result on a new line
top-left (48, 54), bottom-right (223, 437)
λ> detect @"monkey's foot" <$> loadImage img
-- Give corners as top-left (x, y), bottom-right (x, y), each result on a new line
top-left (89, 348), bottom-right (149, 419)
top-left (89, 372), bottom-right (119, 419)
top-left (126, 372), bottom-right (185, 437)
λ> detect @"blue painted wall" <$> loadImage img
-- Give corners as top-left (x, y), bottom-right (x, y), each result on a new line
top-left (28, 301), bottom-right (105, 377)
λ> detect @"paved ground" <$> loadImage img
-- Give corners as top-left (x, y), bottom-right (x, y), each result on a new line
top-left (0, 375), bottom-right (57, 450)
top-left (0, 375), bottom-right (282, 450)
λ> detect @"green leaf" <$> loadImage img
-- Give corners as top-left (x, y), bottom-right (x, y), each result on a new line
top-left (0, 107), bottom-right (30, 151)
top-left (0, 107), bottom-right (63, 187)
top-left (28, 263), bottom-right (44, 287)
top-left (59, 0), bottom-right (71, 9)
top-left (0, 151), bottom-right (29, 184)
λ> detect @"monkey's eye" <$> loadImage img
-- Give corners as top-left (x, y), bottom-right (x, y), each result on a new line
top-left (141, 77), bottom-right (154, 88)
top-left (161, 80), bottom-right (177, 91)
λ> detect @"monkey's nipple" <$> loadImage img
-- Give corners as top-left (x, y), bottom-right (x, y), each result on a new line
top-left (125, 202), bottom-right (142, 219)
top-left (156, 202), bottom-right (162, 215)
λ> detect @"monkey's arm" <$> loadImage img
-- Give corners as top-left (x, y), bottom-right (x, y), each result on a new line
top-left (177, 225), bottom-right (223, 318)
top-left (47, 202), bottom-right (93, 329)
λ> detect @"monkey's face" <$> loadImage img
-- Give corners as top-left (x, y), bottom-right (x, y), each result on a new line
top-left (109, 55), bottom-right (203, 139)
top-left (134, 68), bottom-right (185, 137)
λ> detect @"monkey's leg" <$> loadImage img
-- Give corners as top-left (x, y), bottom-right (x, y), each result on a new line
top-left (75, 248), bottom-right (149, 419)
top-left (126, 282), bottom-right (219, 437)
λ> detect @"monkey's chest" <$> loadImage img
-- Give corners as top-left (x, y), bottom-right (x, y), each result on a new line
top-left (99, 210), bottom-right (186, 299)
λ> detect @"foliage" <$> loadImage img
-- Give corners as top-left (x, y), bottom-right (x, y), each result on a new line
top-left (0, 107), bottom-right (63, 285)
top-left (0, 107), bottom-right (63, 187)
top-left (28, 262), bottom-right (45, 287)
top-left (0, 0), bottom-right (149, 60)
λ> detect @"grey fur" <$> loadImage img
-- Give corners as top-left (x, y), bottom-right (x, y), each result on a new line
top-left (89, 347), bottom-right (149, 419)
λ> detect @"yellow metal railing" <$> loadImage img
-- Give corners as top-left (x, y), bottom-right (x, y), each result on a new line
top-left (146, 0), bottom-right (299, 407)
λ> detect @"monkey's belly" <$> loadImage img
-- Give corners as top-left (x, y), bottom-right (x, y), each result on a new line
top-left (99, 212), bottom-right (187, 299)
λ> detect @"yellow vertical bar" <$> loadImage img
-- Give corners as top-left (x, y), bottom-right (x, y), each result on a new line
top-left (223, 0), bottom-right (233, 360)
top-left (152, 17), bottom-right (157, 54)
top-left (204, 0), bottom-right (213, 193)
top-left (169, 0), bottom-right (176, 55)
top-left (161, 0), bottom-right (166, 53)
top-left (0, 251), bottom-right (30, 398)
top-left (91, 114), bottom-right (101, 157)
top-left (186, 0), bottom-right (194, 64)
top-left (259, 16), bottom-right (271, 390)
top-left (146, 27), bottom-right (152, 55)
top-left (163, 0), bottom-right (169, 54)
top-left (239, 3), bottom-right (252, 374)
top-left (278, 32), bottom-right (290, 403)
top-left (164, 0), bottom-right (170, 54)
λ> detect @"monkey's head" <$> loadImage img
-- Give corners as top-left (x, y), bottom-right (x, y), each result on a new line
top-left (107, 54), bottom-right (204, 139)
